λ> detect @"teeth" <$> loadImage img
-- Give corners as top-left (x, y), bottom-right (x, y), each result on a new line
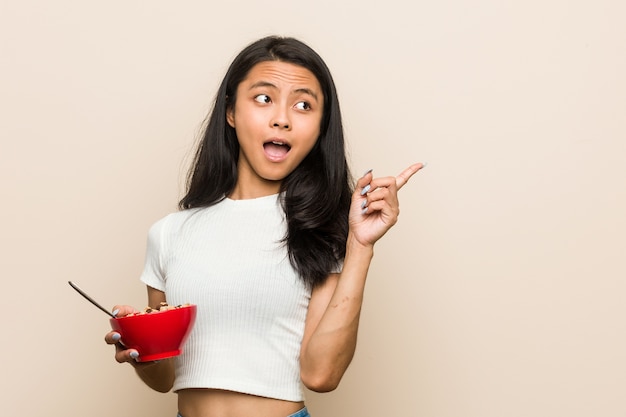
top-left (272, 141), bottom-right (285, 146)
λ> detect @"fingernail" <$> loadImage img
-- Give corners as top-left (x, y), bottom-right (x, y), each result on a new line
top-left (112, 333), bottom-right (121, 342)
top-left (360, 184), bottom-right (371, 195)
top-left (422, 162), bottom-right (428, 168)
top-left (361, 199), bottom-right (367, 209)
top-left (112, 309), bottom-right (119, 317)
top-left (363, 168), bottom-right (373, 176)
top-left (130, 351), bottom-right (139, 360)
top-left (361, 206), bottom-right (369, 214)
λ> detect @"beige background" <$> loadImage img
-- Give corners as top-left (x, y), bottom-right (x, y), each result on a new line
top-left (1, 0), bottom-right (624, 416)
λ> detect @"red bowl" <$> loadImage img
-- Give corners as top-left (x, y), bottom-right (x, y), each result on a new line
top-left (110, 304), bottom-right (196, 362)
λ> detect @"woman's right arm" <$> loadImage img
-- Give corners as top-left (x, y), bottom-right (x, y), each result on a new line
top-left (104, 286), bottom-right (175, 393)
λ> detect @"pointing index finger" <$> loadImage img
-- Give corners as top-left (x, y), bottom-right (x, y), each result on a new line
top-left (395, 162), bottom-right (425, 190)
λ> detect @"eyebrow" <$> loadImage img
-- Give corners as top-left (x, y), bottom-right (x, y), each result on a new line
top-left (248, 81), bottom-right (320, 102)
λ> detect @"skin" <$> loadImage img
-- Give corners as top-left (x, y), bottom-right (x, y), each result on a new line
top-left (226, 61), bottom-right (323, 199)
top-left (104, 60), bottom-right (424, 417)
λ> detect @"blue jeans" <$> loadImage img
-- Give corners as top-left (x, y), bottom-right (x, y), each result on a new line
top-left (289, 408), bottom-right (310, 417)
top-left (177, 407), bottom-right (310, 417)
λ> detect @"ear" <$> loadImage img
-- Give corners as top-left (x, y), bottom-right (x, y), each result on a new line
top-left (226, 106), bottom-right (235, 128)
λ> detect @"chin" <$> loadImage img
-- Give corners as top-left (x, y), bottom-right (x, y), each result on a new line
top-left (258, 166), bottom-right (295, 182)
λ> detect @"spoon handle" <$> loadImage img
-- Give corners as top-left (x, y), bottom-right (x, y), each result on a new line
top-left (68, 281), bottom-right (117, 318)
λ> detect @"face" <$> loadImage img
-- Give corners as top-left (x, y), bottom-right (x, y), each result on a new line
top-left (226, 61), bottom-right (324, 198)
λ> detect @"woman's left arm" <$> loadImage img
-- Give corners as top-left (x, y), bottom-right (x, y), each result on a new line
top-left (299, 163), bottom-right (424, 392)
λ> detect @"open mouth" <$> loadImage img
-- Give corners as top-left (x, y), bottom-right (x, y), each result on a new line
top-left (263, 140), bottom-right (291, 160)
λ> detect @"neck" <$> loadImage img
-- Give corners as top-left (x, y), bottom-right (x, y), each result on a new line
top-left (228, 179), bottom-right (281, 200)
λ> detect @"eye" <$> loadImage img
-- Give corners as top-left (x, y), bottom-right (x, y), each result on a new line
top-left (254, 94), bottom-right (271, 104)
top-left (294, 101), bottom-right (311, 111)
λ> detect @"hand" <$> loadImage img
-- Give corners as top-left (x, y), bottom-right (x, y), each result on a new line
top-left (104, 305), bottom-right (141, 364)
top-left (349, 162), bottom-right (424, 247)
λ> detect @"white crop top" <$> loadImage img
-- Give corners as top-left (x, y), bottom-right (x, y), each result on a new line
top-left (139, 194), bottom-right (312, 401)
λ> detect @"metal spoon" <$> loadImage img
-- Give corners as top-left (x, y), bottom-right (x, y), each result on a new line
top-left (68, 280), bottom-right (116, 318)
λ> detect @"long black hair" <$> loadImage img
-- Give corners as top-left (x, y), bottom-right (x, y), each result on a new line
top-left (179, 36), bottom-right (353, 288)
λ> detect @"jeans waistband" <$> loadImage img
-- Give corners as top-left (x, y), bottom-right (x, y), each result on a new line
top-left (289, 407), bottom-right (310, 417)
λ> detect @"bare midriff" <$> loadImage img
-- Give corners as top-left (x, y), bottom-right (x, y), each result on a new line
top-left (177, 388), bottom-right (305, 417)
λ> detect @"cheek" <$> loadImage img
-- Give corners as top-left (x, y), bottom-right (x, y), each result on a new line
top-left (309, 122), bottom-right (322, 146)
top-left (233, 115), bottom-right (261, 140)
top-left (302, 112), bottom-right (322, 138)
top-left (301, 129), bottom-right (320, 156)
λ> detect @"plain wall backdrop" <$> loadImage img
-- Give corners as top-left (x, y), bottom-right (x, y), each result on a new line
top-left (1, 1), bottom-right (624, 416)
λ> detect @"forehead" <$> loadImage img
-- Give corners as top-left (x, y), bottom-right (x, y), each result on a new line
top-left (241, 61), bottom-right (322, 94)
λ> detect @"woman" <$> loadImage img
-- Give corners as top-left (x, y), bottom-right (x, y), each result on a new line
top-left (105, 35), bottom-right (423, 417)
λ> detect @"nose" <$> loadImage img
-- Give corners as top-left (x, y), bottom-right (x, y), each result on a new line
top-left (270, 107), bottom-right (291, 130)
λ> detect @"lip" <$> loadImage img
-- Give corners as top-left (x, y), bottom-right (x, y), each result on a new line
top-left (265, 137), bottom-right (291, 146)
top-left (263, 138), bottom-right (291, 162)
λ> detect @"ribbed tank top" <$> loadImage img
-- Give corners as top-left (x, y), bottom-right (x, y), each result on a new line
top-left (139, 194), bottom-right (311, 401)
